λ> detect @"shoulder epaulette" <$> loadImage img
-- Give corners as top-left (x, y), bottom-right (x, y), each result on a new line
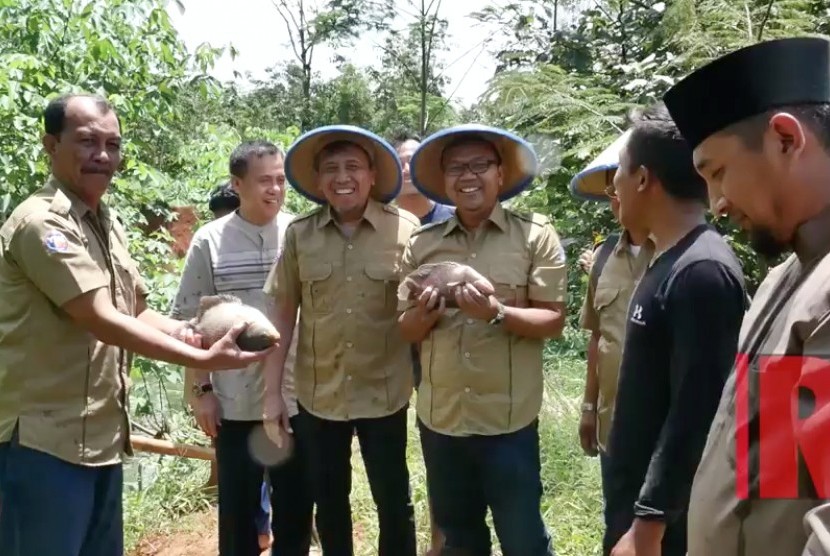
top-left (410, 219), bottom-right (445, 237)
top-left (385, 204), bottom-right (420, 226)
top-left (286, 206), bottom-right (323, 227)
top-left (506, 208), bottom-right (550, 226)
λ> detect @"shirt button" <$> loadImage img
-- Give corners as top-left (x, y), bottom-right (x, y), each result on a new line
top-left (346, 276), bottom-right (353, 282)
top-left (346, 308), bottom-right (352, 314)
top-left (346, 342), bottom-right (353, 348)
top-left (470, 253), bottom-right (477, 259)
top-left (466, 318), bottom-right (474, 325)
top-left (347, 244), bottom-right (354, 250)
top-left (347, 375), bottom-right (353, 381)
top-left (464, 352), bottom-right (471, 358)
top-left (464, 387), bottom-right (471, 393)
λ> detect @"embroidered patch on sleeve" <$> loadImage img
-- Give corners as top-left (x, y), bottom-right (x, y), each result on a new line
top-left (44, 230), bottom-right (70, 254)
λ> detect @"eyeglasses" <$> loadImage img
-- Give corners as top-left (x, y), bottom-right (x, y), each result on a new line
top-left (444, 159), bottom-right (498, 177)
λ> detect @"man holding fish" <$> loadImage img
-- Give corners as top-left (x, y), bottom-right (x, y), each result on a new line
top-left (398, 124), bottom-right (567, 556)
top-left (0, 94), bottom-right (271, 556)
top-left (171, 140), bottom-right (314, 556)
top-left (263, 125), bottom-right (420, 556)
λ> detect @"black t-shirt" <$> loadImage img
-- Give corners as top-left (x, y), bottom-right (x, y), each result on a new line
top-left (606, 223), bottom-right (747, 523)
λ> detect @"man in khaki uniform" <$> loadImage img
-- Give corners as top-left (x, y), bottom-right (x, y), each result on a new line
top-left (399, 124), bottom-right (567, 555)
top-left (262, 125), bottom-right (419, 556)
top-left (662, 36), bottom-right (830, 555)
top-left (0, 93), bottom-right (271, 556)
top-left (569, 140), bottom-right (654, 554)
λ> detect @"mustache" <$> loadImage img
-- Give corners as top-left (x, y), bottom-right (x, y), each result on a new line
top-left (81, 166), bottom-right (112, 174)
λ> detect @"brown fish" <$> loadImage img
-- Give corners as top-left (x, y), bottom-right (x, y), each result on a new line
top-left (191, 294), bottom-right (280, 352)
top-left (398, 262), bottom-right (495, 309)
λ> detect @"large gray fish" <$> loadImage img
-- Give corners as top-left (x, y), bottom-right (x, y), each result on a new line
top-left (398, 262), bottom-right (495, 309)
top-left (191, 294), bottom-right (280, 352)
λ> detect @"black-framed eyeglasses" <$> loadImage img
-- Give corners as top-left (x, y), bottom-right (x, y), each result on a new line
top-left (444, 159), bottom-right (498, 177)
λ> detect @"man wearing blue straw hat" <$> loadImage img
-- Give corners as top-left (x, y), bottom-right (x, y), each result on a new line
top-left (399, 123), bottom-right (567, 555)
top-left (569, 130), bottom-right (654, 555)
top-left (262, 125), bottom-right (419, 556)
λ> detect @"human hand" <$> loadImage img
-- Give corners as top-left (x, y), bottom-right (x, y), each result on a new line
top-left (579, 410), bottom-right (599, 457)
top-left (454, 283), bottom-right (500, 321)
top-left (191, 391), bottom-right (221, 438)
top-left (263, 393), bottom-right (292, 449)
top-left (201, 322), bottom-right (276, 370)
top-left (578, 248), bottom-right (594, 274)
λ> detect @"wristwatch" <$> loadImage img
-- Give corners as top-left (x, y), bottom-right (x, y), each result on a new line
top-left (488, 302), bottom-right (506, 325)
top-left (581, 402), bottom-right (596, 413)
top-left (192, 382), bottom-right (213, 398)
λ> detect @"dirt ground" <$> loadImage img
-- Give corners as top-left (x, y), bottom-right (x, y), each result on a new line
top-left (129, 511), bottom-right (322, 556)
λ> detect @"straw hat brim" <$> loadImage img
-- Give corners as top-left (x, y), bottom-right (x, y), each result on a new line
top-left (284, 125), bottom-right (402, 205)
top-left (410, 124), bottom-right (539, 206)
top-left (568, 130), bottom-right (632, 202)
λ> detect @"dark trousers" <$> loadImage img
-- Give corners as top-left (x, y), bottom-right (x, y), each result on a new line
top-left (418, 419), bottom-right (555, 556)
top-left (601, 460), bottom-right (687, 556)
top-left (215, 418), bottom-right (314, 556)
top-left (0, 437), bottom-right (122, 556)
top-left (296, 404), bottom-right (416, 556)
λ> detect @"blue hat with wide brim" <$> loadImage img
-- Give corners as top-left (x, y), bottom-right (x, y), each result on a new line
top-left (284, 125), bottom-right (402, 205)
top-left (409, 124), bottom-right (539, 206)
top-left (568, 129), bottom-right (631, 202)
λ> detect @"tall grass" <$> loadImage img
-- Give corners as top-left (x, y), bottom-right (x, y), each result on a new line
top-left (125, 331), bottom-right (603, 555)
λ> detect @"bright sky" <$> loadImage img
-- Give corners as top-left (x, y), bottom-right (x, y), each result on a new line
top-left (167, 0), bottom-right (503, 108)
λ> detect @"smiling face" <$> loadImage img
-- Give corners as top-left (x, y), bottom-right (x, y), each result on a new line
top-left (42, 96), bottom-right (122, 201)
top-left (396, 139), bottom-right (420, 197)
top-left (232, 153), bottom-right (285, 225)
top-left (442, 139), bottom-right (502, 217)
top-left (693, 111), bottom-right (809, 258)
top-left (315, 141), bottom-right (375, 221)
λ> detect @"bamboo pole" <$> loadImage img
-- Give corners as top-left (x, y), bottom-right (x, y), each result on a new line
top-left (130, 434), bottom-right (215, 461)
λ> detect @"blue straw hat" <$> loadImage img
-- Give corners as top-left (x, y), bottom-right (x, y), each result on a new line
top-left (409, 124), bottom-right (539, 205)
top-left (568, 130), bottom-right (630, 202)
top-left (284, 125), bottom-right (402, 205)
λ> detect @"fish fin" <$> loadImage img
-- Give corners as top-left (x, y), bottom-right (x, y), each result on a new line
top-left (197, 294), bottom-right (242, 319)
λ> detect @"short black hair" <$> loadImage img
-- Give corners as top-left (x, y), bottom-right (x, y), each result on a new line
top-left (43, 93), bottom-right (115, 135)
top-left (625, 102), bottom-right (707, 204)
top-left (208, 181), bottom-right (240, 213)
top-left (727, 103), bottom-right (830, 152)
top-left (440, 134), bottom-right (502, 169)
top-left (229, 140), bottom-right (283, 179)
top-left (313, 140), bottom-right (373, 170)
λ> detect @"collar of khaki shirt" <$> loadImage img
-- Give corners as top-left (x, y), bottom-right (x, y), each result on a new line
top-left (315, 198), bottom-right (387, 231)
top-left (438, 203), bottom-right (509, 236)
top-left (46, 175), bottom-right (113, 230)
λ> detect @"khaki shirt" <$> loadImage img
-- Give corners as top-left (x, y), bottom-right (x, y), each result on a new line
top-left (688, 208), bottom-right (830, 556)
top-left (264, 199), bottom-right (420, 421)
top-left (0, 177), bottom-right (147, 466)
top-left (579, 233), bottom-right (653, 451)
top-left (399, 204), bottom-right (567, 437)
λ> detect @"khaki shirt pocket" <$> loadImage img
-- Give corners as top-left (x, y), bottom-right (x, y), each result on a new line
top-left (299, 262), bottom-right (334, 313)
top-left (594, 286), bottom-right (621, 314)
top-left (362, 261), bottom-right (399, 314)
top-left (490, 265), bottom-right (529, 308)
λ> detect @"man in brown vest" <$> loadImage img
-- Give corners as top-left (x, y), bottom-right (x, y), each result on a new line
top-left (664, 36), bottom-right (830, 556)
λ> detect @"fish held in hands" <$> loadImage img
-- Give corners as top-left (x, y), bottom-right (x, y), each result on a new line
top-left (398, 262), bottom-right (495, 309)
top-left (191, 295), bottom-right (280, 351)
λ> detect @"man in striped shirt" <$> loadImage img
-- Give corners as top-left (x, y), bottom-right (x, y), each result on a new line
top-left (171, 140), bottom-right (314, 556)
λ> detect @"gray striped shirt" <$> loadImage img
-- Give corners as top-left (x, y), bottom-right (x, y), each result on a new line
top-left (171, 210), bottom-right (299, 420)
